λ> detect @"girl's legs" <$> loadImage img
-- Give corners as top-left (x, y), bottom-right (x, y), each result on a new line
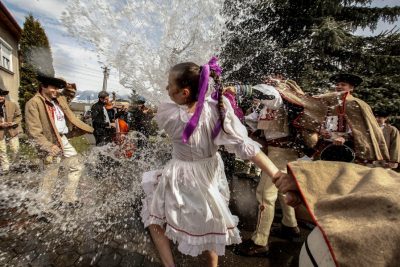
top-left (148, 224), bottom-right (175, 267)
top-left (204, 250), bottom-right (218, 267)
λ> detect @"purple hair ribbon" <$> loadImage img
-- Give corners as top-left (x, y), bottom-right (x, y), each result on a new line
top-left (181, 56), bottom-right (222, 143)
top-left (210, 89), bottom-right (244, 139)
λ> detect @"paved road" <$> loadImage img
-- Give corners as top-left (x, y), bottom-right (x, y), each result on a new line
top-left (0, 149), bottom-right (311, 266)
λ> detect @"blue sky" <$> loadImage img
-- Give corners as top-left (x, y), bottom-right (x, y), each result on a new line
top-left (3, 0), bottom-right (128, 96)
top-left (3, 0), bottom-right (399, 96)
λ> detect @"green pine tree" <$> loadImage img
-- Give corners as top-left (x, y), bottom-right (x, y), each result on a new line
top-left (221, 0), bottom-right (400, 115)
top-left (18, 14), bottom-right (54, 115)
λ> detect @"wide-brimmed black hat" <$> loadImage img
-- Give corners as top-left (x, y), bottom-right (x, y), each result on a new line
top-left (329, 73), bottom-right (363, 87)
top-left (37, 73), bottom-right (67, 89)
top-left (0, 85), bottom-right (9, 96)
top-left (374, 109), bottom-right (391, 117)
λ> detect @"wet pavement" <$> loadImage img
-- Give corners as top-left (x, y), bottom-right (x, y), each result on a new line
top-left (0, 158), bottom-right (311, 267)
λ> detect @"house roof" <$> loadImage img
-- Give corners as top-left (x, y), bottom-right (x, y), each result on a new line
top-left (0, 1), bottom-right (22, 40)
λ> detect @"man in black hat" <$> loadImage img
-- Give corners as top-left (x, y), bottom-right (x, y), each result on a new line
top-left (130, 96), bottom-right (154, 148)
top-left (317, 73), bottom-right (389, 165)
top-left (25, 73), bottom-right (90, 205)
top-left (0, 86), bottom-right (22, 174)
top-left (90, 91), bottom-right (116, 146)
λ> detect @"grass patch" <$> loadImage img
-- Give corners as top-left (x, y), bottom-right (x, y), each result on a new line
top-left (17, 135), bottom-right (91, 160)
top-left (18, 136), bottom-right (38, 160)
top-left (69, 136), bottom-right (91, 154)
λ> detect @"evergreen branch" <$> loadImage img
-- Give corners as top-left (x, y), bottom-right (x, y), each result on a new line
top-left (338, 6), bottom-right (400, 30)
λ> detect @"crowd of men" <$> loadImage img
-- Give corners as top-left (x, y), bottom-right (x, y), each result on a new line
top-left (0, 71), bottom-right (398, 264)
top-left (90, 91), bottom-right (154, 147)
top-left (222, 73), bottom-right (400, 260)
top-left (0, 73), bottom-right (154, 206)
top-left (0, 71), bottom-right (398, 199)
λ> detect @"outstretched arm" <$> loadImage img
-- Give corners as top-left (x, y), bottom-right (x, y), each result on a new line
top-left (250, 151), bottom-right (280, 179)
top-left (272, 171), bottom-right (303, 207)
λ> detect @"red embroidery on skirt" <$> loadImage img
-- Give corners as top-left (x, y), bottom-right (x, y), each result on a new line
top-left (149, 214), bottom-right (235, 237)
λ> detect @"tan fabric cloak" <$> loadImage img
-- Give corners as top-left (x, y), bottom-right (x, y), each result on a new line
top-left (274, 81), bottom-right (389, 161)
top-left (287, 160), bottom-right (400, 267)
top-left (382, 124), bottom-right (400, 163)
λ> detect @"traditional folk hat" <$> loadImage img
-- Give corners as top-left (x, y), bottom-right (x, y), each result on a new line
top-left (65, 83), bottom-right (77, 92)
top-left (37, 73), bottom-right (67, 89)
top-left (0, 85), bottom-right (9, 96)
top-left (374, 109), bottom-right (391, 117)
top-left (329, 73), bottom-right (363, 87)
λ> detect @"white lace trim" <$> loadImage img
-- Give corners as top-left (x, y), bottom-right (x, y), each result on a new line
top-left (141, 196), bottom-right (241, 256)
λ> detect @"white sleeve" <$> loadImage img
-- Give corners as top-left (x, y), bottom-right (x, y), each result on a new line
top-left (213, 97), bottom-right (261, 160)
top-left (155, 102), bottom-right (180, 135)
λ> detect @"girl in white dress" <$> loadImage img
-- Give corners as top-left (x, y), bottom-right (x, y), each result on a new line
top-left (141, 57), bottom-right (285, 267)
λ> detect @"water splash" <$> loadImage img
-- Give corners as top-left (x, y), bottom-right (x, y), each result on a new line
top-left (62, 0), bottom-right (225, 103)
top-left (0, 133), bottom-right (172, 265)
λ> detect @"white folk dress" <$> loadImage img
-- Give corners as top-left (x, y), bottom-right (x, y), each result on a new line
top-left (141, 96), bottom-right (261, 256)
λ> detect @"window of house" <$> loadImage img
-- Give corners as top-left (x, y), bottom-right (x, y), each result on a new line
top-left (0, 38), bottom-right (13, 72)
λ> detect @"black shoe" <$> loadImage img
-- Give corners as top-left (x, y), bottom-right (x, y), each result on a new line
top-left (235, 239), bottom-right (270, 257)
top-left (271, 225), bottom-right (301, 242)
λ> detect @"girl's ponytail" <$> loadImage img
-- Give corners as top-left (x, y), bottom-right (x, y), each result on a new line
top-left (210, 70), bottom-right (225, 133)
top-left (180, 57), bottom-right (224, 143)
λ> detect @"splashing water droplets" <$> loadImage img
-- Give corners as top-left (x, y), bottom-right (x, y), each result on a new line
top-left (62, 0), bottom-right (225, 103)
top-left (1, 132), bottom-right (172, 264)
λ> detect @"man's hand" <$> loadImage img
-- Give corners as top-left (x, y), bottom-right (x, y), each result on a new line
top-left (320, 129), bottom-right (332, 139)
top-left (0, 122), bottom-right (12, 128)
top-left (49, 145), bottom-right (61, 157)
top-left (109, 122), bottom-right (116, 128)
top-left (333, 136), bottom-right (346, 145)
top-left (263, 78), bottom-right (280, 87)
top-left (142, 107), bottom-right (150, 114)
top-left (273, 172), bottom-right (298, 193)
top-left (384, 162), bottom-right (398, 169)
top-left (272, 172), bottom-right (303, 207)
top-left (285, 191), bottom-right (303, 207)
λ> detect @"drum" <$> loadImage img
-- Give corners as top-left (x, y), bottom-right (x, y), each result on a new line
top-left (320, 144), bottom-right (355, 163)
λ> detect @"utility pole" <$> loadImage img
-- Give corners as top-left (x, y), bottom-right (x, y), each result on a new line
top-left (101, 66), bottom-right (110, 92)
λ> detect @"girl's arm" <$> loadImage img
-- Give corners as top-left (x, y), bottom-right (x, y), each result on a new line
top-left (251, 150), bottom-right (302, 207)
top-left (250, 151), bottom-right (281, 179)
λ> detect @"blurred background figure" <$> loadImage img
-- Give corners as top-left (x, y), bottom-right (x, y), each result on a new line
top-left (61, 83), bottom-right (77, 103)
top-left (375, 110), bottom-right (400, 169)
top-left (91, 91), bottom-right (116, 146)
top-left (129, 96), bottom-right (154, 148)
top-left (0, 85), bottom-right (22, 174)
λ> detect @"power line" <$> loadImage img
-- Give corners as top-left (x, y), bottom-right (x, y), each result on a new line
top-left (54, 63), bottom-right (105, 75)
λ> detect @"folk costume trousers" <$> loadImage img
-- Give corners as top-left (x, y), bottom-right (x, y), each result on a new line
top-left (39, 135), bottom-right (83, 204)
top-left (0, 136), bottom-right (19, 172)
top-left (251, 146), bottom-right (298, 246)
